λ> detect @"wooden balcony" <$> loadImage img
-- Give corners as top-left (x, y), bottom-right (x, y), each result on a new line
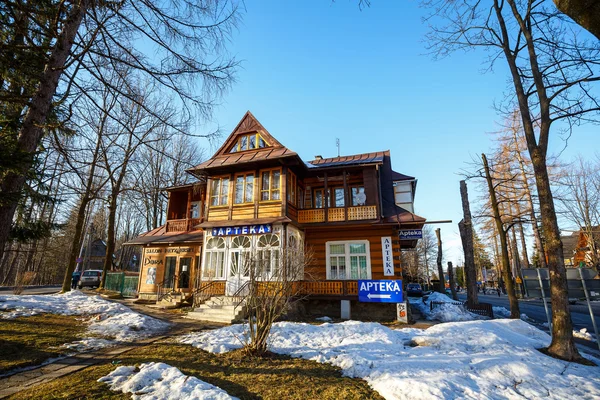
top-left (297, 205), bottom-right (378, 223)
top-left (166, 218), bottom-right (202, 233)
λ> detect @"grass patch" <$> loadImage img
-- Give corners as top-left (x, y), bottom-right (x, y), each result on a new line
top-left (10, 341), bottom-right (384, 400)
top-left (0, 314), bottom-right (88, 374)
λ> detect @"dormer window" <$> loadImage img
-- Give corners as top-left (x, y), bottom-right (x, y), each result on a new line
top-left (228, 132), bottom-right (269, 153)
top-left (394, 180), bottom-right (414, 213)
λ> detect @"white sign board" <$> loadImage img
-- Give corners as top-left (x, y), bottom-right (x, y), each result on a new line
top-left (396, 302), bottom-right (408, 323)
top-left (382, 236), bottom-right (394, 276)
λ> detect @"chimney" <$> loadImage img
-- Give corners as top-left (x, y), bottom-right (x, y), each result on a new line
top-left (315, 155), bottom-right (323, 160)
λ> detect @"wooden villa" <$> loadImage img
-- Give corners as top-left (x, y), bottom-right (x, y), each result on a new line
top-left (127, 111), bottom-right (426, 321)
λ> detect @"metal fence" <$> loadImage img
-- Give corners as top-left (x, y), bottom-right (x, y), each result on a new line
top-left (522, 268), bottom-right (600, 299)
top-left (104, 272), bottom-right (139, 297)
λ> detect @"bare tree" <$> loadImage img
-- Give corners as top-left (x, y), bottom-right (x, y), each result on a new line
top-left (0, 0), bottom-right (240, 257)
top-left (425, 0), bottom-right (600, 361)
top-left (482, 154), bottom-right (521, 318)
top-left (557, 156), bottom-right (600, 269)
top-left (241, 245), bottom-right (312, 357)
top-left (459, 180), bottom-right (479, 306)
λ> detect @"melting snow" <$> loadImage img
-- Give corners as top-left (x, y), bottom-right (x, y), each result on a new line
top-left (0, 290), bottom-right (169, 349)
top-left (179, 319), bottom-right (600, 400)
top-left (98, 362), bottom-right (237, 400)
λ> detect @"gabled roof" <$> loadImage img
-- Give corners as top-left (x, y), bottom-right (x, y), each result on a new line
top-left (189, 111), bottom-right (299, 174)
top-left (391, 170), bottom-right (415, 181)
top-left (308, 151), bottom-right (388, 169)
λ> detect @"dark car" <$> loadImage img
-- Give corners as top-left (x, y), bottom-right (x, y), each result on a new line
top-left (406, 283), bottom-right (423, 297)
top-left (78, 270), bottom-right (103, 289)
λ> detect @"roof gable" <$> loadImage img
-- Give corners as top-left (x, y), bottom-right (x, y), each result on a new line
top-left (213, 111), bottom-right (285, 156)
top-left (189, 111), bottom-right (299, 173)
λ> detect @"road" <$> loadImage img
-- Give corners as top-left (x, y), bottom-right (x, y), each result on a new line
top-left (0, 285), bottom-right (61, 295)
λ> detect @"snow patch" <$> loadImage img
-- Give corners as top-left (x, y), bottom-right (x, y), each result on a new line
top-left (0, 290), bottom-right (169, 350)
top-left (98, 362), bottom-right (238, 400)
top-left (315, 316), bottom-right (333, 322)
top-left (179, 319), bottom-right (600, 400)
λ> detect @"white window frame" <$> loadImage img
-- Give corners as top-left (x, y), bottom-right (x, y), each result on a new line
top-left (325, 240), bottom-right (371, 280)
top-left (202, 237), bottom-right (226, 279)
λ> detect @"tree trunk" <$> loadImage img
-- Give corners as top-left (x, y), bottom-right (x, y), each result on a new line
top-left (482, 154), bottom-right (520, 318)
top-left (0, 0), bottom-right (89, 255)
top-left (61, 197), bottom-right (90, 292)
top-left (529, 147), bottom-right (580, 360)
top-left (553, 0), bottom-right (600, 40)
top-left (100, 194), bottom-right (118, 289)
top-left (447, 261), bottom-right (458, 300)
top-left (435, 228), bottom-right (446, 293)
top-left (458, 180), bottom-right (478, 306)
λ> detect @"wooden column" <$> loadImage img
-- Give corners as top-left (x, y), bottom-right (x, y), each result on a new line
top-left (343, 170), bottom-right (348, 221)
top-left (324, 172), bottom-right (328, 222)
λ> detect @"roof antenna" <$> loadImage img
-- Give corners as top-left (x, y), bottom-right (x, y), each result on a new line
top-left (336, 138), bottom-right (340, 157)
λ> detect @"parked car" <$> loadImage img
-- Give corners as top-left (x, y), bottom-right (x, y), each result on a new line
top-left (406, 283), bottom-right (423, 297)
top-left (78, 270), bottom-right (103, 288)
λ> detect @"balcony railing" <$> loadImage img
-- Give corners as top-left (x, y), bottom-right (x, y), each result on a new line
top-left (297, 205), bottom-right (377, 223)
top-left (166, 218), bottom-right (202, 233)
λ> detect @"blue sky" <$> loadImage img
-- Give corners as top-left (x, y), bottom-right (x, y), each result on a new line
top-left (199, 1), bottom-right (599, 264)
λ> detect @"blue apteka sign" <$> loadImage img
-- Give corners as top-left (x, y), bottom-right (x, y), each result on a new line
top-left (358, 280), bottom-right (403, 303)
top-left (399, 229), bottom-right (423, 240)
top-left (212, 224), bottom-right (272, 236)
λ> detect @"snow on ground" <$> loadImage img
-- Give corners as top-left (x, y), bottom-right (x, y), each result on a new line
top-left (98, 362), bottom-right (237, 400)
top-left (0, 290), bottom-right (169, 349)
top-left (179, 319), bottom-right (600, 400)
top-left (409, 292), bottom-right (483, 322)
top-left (573, 328), bottom-right (597, 342)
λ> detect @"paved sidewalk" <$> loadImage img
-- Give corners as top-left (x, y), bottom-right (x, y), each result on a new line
top-left (0, 300), bottom-right (217, 399)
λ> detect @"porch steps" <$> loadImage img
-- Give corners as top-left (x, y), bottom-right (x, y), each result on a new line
top-left (151, 293), bottom-right (189, 309)
top-left (186, 296), bottom-right (246, 324)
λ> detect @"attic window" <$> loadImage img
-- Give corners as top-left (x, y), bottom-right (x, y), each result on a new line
top-left (229, 133), bottom-right (269, 153)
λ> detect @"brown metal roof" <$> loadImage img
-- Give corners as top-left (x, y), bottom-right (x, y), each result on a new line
top-left (191, 147), bottom-right (298, 172)
top-left (308, 151), bottom-right (389, 168)
top-left (124, 226), bottom-right (204, 246)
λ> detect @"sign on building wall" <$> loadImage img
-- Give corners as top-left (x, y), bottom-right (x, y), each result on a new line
top-left (399, 229), bottom-right (423, 240)
top-left (212, 224), bottom-right (272, 236)
top-left (358, 280), bottom-right (403, 303)
top-left (381, 236), bottom-right (394, 276)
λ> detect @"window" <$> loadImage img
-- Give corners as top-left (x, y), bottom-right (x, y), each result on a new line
top-left (260, 169), bottom-right (281, 201)
top-left (210, 177), bottom-right (230, 206)
top-left (228, 133), bottom-right (269, 153)
top-left (230, 236), bottom-right (252, 278)
top-left (203, 237), bottom-right (226, 279)
top-left (351, 186), bottom-right (366, 206)
top-left (257, 234), bottom-right (280, 279)
top-left (333, 187), bottom-right (345, 207)
top-left (393, 181), bottom-right (414, 212)
top-left (326, 241), bottom-right (370, 280)
top-left (234, 173), bottom-right (254, 204)
top-left (287, 171), bottom-right (297, 205)
top-left (190, 201), bottom-right (201, 219)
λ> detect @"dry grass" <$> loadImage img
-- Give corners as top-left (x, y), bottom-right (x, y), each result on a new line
top-left (10, 341), bottom-right (383, 399)
top-left (0, 314), bottom-right (87, 374)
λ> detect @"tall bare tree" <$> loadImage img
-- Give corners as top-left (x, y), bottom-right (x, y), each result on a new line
top-left (0, 0), bottom-right (241, 258)
top-left (425, 0), bottom-right (600, 361)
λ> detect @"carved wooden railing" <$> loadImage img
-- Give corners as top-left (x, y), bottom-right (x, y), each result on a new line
top-left (293, 280), bottom-right (359, 296)
top-left (347, 205), bottom-right (377, 220)
top-left (166, 218), bottom-right (203, 232)
top-left (297, 206), bottom-right (377, 223)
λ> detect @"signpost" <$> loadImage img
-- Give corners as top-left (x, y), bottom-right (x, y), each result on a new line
top-left (358, 280), bottom-right (403, 303)
top-left (399, 229), bottom-right (422, 240)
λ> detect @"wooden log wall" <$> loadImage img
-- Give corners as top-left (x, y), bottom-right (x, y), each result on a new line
top-left (304, 225), bottom-right (402, 281)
